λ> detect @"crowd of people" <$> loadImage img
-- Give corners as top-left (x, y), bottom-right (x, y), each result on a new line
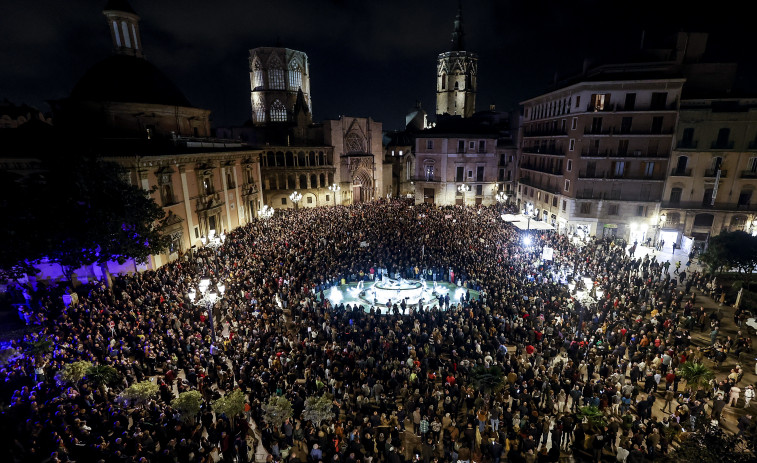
top-left (0, 200), bottom-right (755, 463)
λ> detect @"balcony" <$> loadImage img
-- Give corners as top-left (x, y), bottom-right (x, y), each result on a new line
top-left (584, 127), bottom-right (674, 136)
top-left (520, 164), bottom-right (563, 176)
top-left (703, 169), bottom-right (728, 178)
top-left (741, 170), bottom-right (757, 179)
top-left (521, 146), bottom-right (565, 156)
top-left (586, 103), bottom-right (678, 113)
top-left (411, 176), bottom-right (442, 183)
top-left (575, 191), bottom-right (658, 201)
top-left (518, 177), bottom-right (560, 195)
top-left (522, 128), bottom-right (567, 137)
top-left (578, 170), bottom-right (606, 179)
top-left (711, 140), bottom-right (735, 150)
top-left (661, 200), bottom-right (757, 212)
top-left (676, 140), bottom-right (698, 149)
top-left (581, 149), bottom-right (668, 159)
top-left (749, 140), bottom-right (757, 150)
top-left (670, 168), bottom-right (692, 176)
top-left (578, 171), bottom-right (665, 181)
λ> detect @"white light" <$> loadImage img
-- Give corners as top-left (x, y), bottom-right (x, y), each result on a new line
top-left (328, 286), bottom-right (343, 304)
top-left (217, 283), bottom-right (225, 295)
top-left (523, 236), bottom-right (532, 246)
top-left (454, 287), bottom-right (466, 301)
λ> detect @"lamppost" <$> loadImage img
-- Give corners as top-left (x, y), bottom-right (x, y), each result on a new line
top-left (187, 278), bottom-right (225, 343)
top-left (495, 191), bottom-right (508, 205)
top-left (655, 213), bottom-right (666, 249)
top-left (329, 183), bottom-right (340, 206)
top-left (258, 204), bottom-right (274, 220)
top-left (289, 191), bottom-right (302, 210)
top-left (458, 184), bottom-right (470, 205)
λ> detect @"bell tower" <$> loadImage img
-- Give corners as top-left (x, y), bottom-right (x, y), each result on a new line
top-left (103, 0), bottom-right (144, 58)
top-left (436, 2), bottom-right (477, 118)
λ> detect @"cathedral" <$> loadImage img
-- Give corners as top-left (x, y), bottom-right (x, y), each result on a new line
top-left (436, 5), bottom-right (478, 118)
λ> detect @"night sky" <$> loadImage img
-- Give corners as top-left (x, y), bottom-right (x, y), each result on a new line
top-left (1, 0), bottom-right (753, 131)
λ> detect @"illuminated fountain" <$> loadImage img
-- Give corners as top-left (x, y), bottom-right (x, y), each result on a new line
top-left (325, 278), bottom-right (472, 313)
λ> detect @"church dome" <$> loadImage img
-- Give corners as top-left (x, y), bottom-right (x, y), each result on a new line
top-left (71, 54), bottom-right (192, 107)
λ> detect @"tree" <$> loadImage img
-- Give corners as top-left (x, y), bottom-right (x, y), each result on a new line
top-left (55, 360), bottom-right (93, 387)
top-left (577, 405), bottom-right (608, 430)
top-left (468, 364), bottom-right (505, 394)
top-left (262, 395), bottom-right (294, 429)
top-left (680, 361), bottom-right (715, 392)
top-left (172, 390), bottom-right (204, 423)
top-left (213, 390), bottom-right (246, 420)
top-left (24, 339), bottom-right (53, 359)
top-left (119, 380), bottom-right (159, 408)
top-left (302, 393), bottom-right (335, 428)
top-left (85, 364), bottom-right (120, 389)
top-left (662, 417), bottom-right (755, 463)
top-left (0, 155), bottom-right (171, 285)
top-left (700, 231), bottom-right (757, 281)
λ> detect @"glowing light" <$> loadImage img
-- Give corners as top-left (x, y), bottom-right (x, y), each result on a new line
top-left (523, 236), bottom-right (532, 246)
top-left (454, 287), bottom-right (466, 302)
top-left (328, 286), bottom-right (343, 304)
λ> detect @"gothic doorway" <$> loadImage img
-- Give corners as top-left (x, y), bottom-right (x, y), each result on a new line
top-left (353, 184), bottom-right (363, 203)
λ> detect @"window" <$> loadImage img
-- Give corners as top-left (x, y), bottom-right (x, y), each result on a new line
top-left (269, 67), bottom-right (285, 90)
top-left (252, 61), bottom-right (264, 89)
top-left (620, 117), bottom-right (632, 134)
top-left (498, 168), bottom-right (504, 182)
top-left (552, 197), bottom-right (558, 207)
top-left (195, 227), bottom-right (200, 239)
top-left (288, 62), bottom-right (302, 90)
top-left (458, 140), bottom-right (465, 153)
top-left (669, 187), bottom-right (682, 204)
top-left (651, 92), bottom-right (668, 110)
top-left (608, 204), bottom-right (619, 215)
top-left (562, 200), bottom-right (567, 211)
top-left (326, 195), bottom-right (330, 202)
top-left (644, 162), bottom-right (655, 178)
top-left (580, 203), bottom-right (591, 214)
top-left (575, 96), bottom-right (580, 108)
top-left (561, 119), bottom-right (566, 132)
top-left (456, 166), bottom-right (464, 182)
top-left (569, 117), bottom-right (576, 130)
top-left (715, 128), bottom-right (731, 148)
top-left (475, 185), bottom-right (483, 196)
top-left (589, 94), bottom-right (609, 111)
top-left (651, 116), bottom-right (664, 134)
top-left (738, 189), bottom-right (753, 206)
top-left (454, 81), bottom-right (460, 90)
top-left (680, 128), bottom-right (695, 148)
top-left (618, 139), bottom-right (629, 155)
top-left (468, 141), bottom-right (475, 150)
top-left (479, 140), bottom-right (486, 152)
top-left (624, 93), bottom-right (636, 111)
top-left (476, 166), bottom-right (484, 181)
top-left (567, 160), bottom-right (572, 172)
top-left (636, 205), bottom-right (645, 217)
top-left (569, 139), bottom-right (575, 151)
top-left (426, 140), bottom-right (433, 150)
top-left (749, 157), bottom-right (757, 173)
top-left (441, 74), bottom-right (446, 90)
top-left (591, 117), bottom-right (603, 133)
top-left (307, 196), bottom-right (313, 204)
top-left (270, 99), bottom-right (287, 122)
top-left (564, 179), bottom-right (570, 191)
top-left (425, 166), bottom-right (434, 181)
top-left (253, 103), bottom-right (265, 123)
top-left (675, 156), bottom-right (689, 174)
top-left (202, 176), bottom-right (214, 195)
top-left (281, 198), bottom-right (287, 205)
top-left (613, 161), bottom-right (625, 177)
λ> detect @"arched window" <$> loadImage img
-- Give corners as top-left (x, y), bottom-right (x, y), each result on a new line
top-left (328, 173), bottom-right (334, 185)
top-left (454, 81), bottom-right (459, 90)
top-left (288, 62), bottom-right (302, 90)
top-left (345, 133), bottom-right (363, 153)
top-left (441, 74), bottom-right (446, 90)
top-left (275, 151), bottom-right (285, 166)
top-left (297, 151), bottom-right (306, 166)
top-left (285, 152), bottom-right (294, 167)
top-left (310, 174), bottom-right (317, 189)
top-left (309, 151), bottom-right (316, 166)
top-left (253, 103), bottom-right (265, 123)
top-left (669, 187), bottom-right (682, 204)
top-left (269, 176), bottom-right (278, 190)
top-left (266, 151), bottom-right (275, 167)
top-left (320, 173), bottom-right (326, 187)
top-left (287, 175), bottom-right (296, 189)
top-left (738, 187), bottom-right (754, 207)
top-left (299, 174), bottom-right (308, 189)
top-left (268, 67), bottom-right (285, 90)
top-left (253, 61), bottom-right (264, 89)
top-left (270, 100), bottom-right (287, 122)
top-left (319, 152), bottom-right (325, 165)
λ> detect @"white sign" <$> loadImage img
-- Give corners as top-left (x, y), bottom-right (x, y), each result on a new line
top-left (542, 247), bottom-right (554, 261)
top-left (360, 241), bottom-right (370, 248)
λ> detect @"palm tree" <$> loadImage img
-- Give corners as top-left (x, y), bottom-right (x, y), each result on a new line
top-left (680, 361), bottom-right (715, 392)
top-left (85, 365), bottom-right (120, 390)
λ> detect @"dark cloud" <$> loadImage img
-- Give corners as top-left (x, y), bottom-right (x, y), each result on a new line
top-left (1, 0), bottom-right (752, 131)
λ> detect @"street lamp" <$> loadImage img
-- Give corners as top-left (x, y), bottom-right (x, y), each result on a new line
top-left (458, 184), bottom-right (471, 193)
top-left (258, 204), bottom-right (274, 220)
top-left (329, 183), bottom-right (340, 205)
top-left (187, 278), bottom-right (226, 343)
top-left (289, 191), bottom-right (302, 210)
top-left (496, 191), bottom-right (508, 205)
top-left (655, 213), bottom-right (666, 249)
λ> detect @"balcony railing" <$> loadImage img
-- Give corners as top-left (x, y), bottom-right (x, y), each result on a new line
top-left (520, 164), bottom-right (563, 176)
top-left (578, 170), bottom-right (605, 179)
top-left (711, 141), bottom-right (735, 150)
top-left (670, 168), bottom-right (692, 176)
top-left (676, 140), bottom-right (698, 149)
top-left (581, 150), bottom-right (668, 158)
top-left (578, 171), bottom-right (665, 181)
top-left (586, 103), bottom-right (678, 113)
top-left (584, 127), bottom-right (674, 136)
top-left (521, 146), bottom-right (565, 156)
top-left (661, 200), bottom-right (757, 212)
top-left (518, 177), bottom-right (561, 195)
top-left (741, 170), bottom-right (757, 179)
top-left (522, 128), bottom-right (567, 137)
top-left (703, 169), bottom-right (728, 178)
top-left (575, 191), bottom-right (657, 201)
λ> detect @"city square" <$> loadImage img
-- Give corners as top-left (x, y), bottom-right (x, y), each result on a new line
top-left (2, 1), bottom-right (757, 463)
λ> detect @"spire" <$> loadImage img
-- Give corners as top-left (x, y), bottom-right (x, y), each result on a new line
top-left (103, 0), bottom-right (143, 58)
top-left (450, 0), bottom-right (465, 51)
